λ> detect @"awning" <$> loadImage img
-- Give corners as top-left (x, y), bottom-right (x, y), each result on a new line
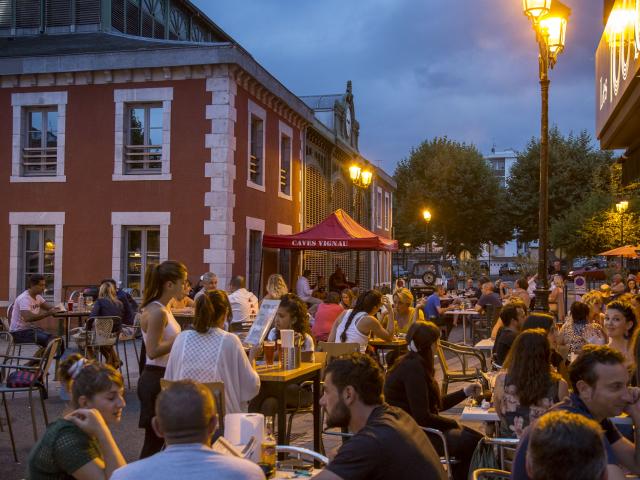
top-left (262, 209), bottom-right (398, 251)
top-left (598, 245), bottom-right (640, 258)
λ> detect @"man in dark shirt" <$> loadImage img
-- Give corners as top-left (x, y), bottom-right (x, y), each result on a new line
top-left (492, 302), bottom-right (525, 366)
top-left (512, 345), bottom-right (640, 480)
top-left (474, 281), bottom-right (502, 313)
top-left (312, 354), bottom-right (446, 480)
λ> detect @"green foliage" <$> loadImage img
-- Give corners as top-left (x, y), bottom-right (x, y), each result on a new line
top-left (393, 137), bottom-right (513, 257)
top-left (506, 128), bottom-right (614, 243)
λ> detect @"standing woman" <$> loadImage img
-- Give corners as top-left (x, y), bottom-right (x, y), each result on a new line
top-left (137, 260), bottom-right (186, 458)
top-left (28, 354), bottom-right (126, 479)
top-left (548, 275), bottom-right (566, 321)
top-left (605, 300), bottom-right (638, 368)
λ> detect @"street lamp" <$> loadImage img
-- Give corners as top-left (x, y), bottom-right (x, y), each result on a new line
top-left (349, 160), bottom-right (373, 286)
top-left (522, 0), bottom-right (571, 312)
top-left (616, 200), bottom-right (629, 269)
top-left (402, 242), bottom-right (411, 270)
top-left (422, 209), bottom-right (432, 261)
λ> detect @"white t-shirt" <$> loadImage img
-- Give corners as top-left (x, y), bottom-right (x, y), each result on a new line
top-left (296, 276), bottom-right (313, 299)
top-left (11, 290), bottom-right (45, 332)
top-left (227, 288), bottom-right (259, 324)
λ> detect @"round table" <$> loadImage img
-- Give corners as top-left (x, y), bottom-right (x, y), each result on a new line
top-left (368, 337), bottom-right (408, 369)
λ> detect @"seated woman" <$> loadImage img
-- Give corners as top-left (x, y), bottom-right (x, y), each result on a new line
top-left (164, 289), bottom-right (260, 414)
top-left (328, 290), bottom-right (395, 349)
top-left (262, 274), bottom-right (288, 302)
top-left (384, 321), bottom-right (482, 480)
top-left (28, 354), bottom-right (126, 479)
top-left (167, 279), bottom-right (195, 310)
top-left (339, 288), bottom-right (355, 310)
top-left (605, 300), bottom-right (638, 368)
top-left (627, 278), bottom-right (639, 295)
top-left (493, 329), bottom-right (568, 439)
top-left (548, 275), bottom-right (566, 321)
top-left (381, 287), bottom-right (425, 335)
top-left (88, 281), bottom-right (125, 368)
top-left (522, 312), bottom-right (568, 377)
top-left (558, 301), bottom-right (606, 356)
top-left (311, 291), bottom-right (344, 343)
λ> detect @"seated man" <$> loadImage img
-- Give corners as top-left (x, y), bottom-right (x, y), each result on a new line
top-left (111, 380), bottom-right (264, 480)
top-left (526, 410), bottom-right (607, 480)
top-left (296, 269), bottom-right (323, 311)
top-left (464, 278), bottom-right (481, 299)
top-left (422, 284), bottom-right (455, 339)
top-left (474, 281), bottom-right (503, 315)
top-left (492, 302), bottom-right (526, 366)
top-left (312, 354), bottom-right (446, 480)
top-left (10, 274), bottom-right (62, 351)
top-left (194, 272), bottom-right (217, 301)
top-left (512, 345), bottom-right (640, 480)
top-left (227, 275), bottom-right (259, 325)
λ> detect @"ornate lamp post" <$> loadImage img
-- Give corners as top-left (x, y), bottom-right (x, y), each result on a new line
top-left (402, 242), bottom-right (411, 270)
top-left (616, 200), bottom-right (629, 269)
top-left (349, 160), bottom-right (373, 285)
top-left (422, 209), bottom-right (432, 262)
top-left (522, 0), bottom-right (571, 312)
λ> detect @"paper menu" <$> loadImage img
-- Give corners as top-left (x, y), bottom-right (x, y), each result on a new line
top-left (243, 299), bottom-right (280, 347)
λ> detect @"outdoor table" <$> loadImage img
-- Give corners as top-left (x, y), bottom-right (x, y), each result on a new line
top-left (256, 362), bottom-right (322, 454)
top-left (444, 309), bottom-right (480, 345)
top-left (461, 405), bottom-right (633, 426)
top-left (173, 310), bottom-right (195, 330)
top-left (275, 468), bottom-right (322, 478)
top-left (474, 338), bottom-right (494, 355)
top-left (369, 337), bottom-right (408, 368)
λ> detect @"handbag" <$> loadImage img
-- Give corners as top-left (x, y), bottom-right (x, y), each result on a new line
top-left (7, 369), bottom-right (37, 388)
top-left (469, 437), bottom-right (499, 472)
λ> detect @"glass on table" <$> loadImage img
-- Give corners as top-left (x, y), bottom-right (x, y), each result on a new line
top-left (263, 341), bottom-right (276, 366)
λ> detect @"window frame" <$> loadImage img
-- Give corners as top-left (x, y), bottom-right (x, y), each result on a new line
top-left (376, 187), bottom-right (383, 228)
top-left (113, 88), bottom-right (173, 181)
top-left (124, 102), bottom-right (164, 174)
top-left (278, 120), bottom-right (293, 200)
top-left (122, 226), bottom-right (161, 298)
top-left (246, 216), bottom-right (265, 295)
top-left (247, 100), bottom-right (266, 192)
top-left (20, 226), bottom-right (56, 300)
top-left (11, 91), bottom-right (67, 183)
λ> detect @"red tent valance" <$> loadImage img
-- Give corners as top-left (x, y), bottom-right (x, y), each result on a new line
top-left (262, 209), bottom-right (398, 251)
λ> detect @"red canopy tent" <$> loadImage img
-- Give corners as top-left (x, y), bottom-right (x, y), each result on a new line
top-left (262, 209), bottom-right (398, 251)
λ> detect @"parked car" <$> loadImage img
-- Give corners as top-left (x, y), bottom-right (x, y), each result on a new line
top-left (498, 263), bottom-right (520, 276)
top-left (408, 262), bottom-right (448, 297)
top-left (568, 262), bottom-right (607, 281)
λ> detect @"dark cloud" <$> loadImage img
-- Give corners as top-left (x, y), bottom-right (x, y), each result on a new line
top-left (198, 0), bottom-right (603, 173)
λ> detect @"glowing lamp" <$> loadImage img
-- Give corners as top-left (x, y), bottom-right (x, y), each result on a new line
top-left (349, 165), bottom-right (361, 183)
top-left (360, 169), bottom-right (373, 188)
top-left (522, 0), bottom-right (551, 19)
top-left (422, 209), bottom-right (432, 223)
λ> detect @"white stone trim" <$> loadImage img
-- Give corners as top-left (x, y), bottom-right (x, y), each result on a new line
top-left (277, 223), bottom-right (292, 235)
top-left (384, 191), bottom-right (390, 231)
top-left (204, 67), bottom-right (237, 288)
top-left (278, 120), bottom-right (293, 201)
top-left (11, 91), bottom-right (68, 181)
top-left (247, 99), bottom-right (266, 192)
top-left (8, 211), bottom-right (65, 303)
top-left (113, 87), bottom-right (173, 181)
top-left (376, 186), bottom-right (383, 229)
top-left (245, 217), bottom-right (265, 285)
top-left (110, 212), bottom-right (170, 284)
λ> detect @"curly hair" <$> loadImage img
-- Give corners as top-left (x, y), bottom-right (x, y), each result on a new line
top-left (266, 274), bottom-right (288, 299)
top-left (277, 293), bottom-right (310, 336)
top-left (503, 329), bottom-right (560, 407)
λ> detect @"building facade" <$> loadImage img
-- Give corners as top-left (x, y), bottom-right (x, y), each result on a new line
top-left (0, 0), bottom-right (394, 312)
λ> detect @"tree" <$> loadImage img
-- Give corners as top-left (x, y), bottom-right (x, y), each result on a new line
top-left (394, 137), bottom-right (513, 257)
top-left (506, 128), bottom-right (614, 243)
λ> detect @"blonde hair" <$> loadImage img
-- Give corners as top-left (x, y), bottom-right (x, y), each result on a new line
top-left (99, 282), bottom-right (118, 304)
top-left (582, 290), bottom-right (604, 307)
top-left (266, 274), bottom-right (288, 299)
top-left (393, 287), bottom-right (414, 306)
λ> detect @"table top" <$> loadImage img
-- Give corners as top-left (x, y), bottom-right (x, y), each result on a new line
top-left (172, 311), bottom-right (195, 318)
top-left (53, 310), bottom-right (91, 317)
top-left (369, 338), bottom-right (407, 347)
top-left (275, 469), bottom-right (322, 478)
top-left (256, 362), bottom-right (322, 382)
top-left (474, 338), bottom-right (494, 351)
top-left (445, 309), bottom-right (479, 316)
top-left (461, 406), bottom-right (633, 425)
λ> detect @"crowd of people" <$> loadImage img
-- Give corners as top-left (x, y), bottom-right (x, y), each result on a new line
top-left (9, 260), bottom-right (640, 479)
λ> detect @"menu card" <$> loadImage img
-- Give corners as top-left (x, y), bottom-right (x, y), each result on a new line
top-left (243, 299), bottom-right (280, 347)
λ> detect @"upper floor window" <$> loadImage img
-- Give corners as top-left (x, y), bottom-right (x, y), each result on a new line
top-left (126, 104), bottom-right (163, 174)
top-left (11, 91), bottom-right (67, 183)
top-left (23, 108), bottom-right (58, 176)
top-left (279, 121), bottom-right (292, 199)
top-left (247, 100), bottom-right (266, 191)
top-left (384, 192), bottom-right (391, 230)
top-left (113, 87), bottom-right (172, 181)
top-left (376, 188), bottom-right (383, 228)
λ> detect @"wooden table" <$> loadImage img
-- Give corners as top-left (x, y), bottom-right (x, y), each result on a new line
top-left (461, 405), bottom-right (632, 426)
top-left (368, 338), bottom-right (408, 368)
top-left (173, 311), bottom-right (195, 330)
top-left (445, 309), bottom-right (480, 345)
top-left (256, 362), bottom-right (323, 454)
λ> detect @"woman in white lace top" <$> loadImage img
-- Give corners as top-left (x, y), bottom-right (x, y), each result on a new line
top-left (164, 290), bottom-right (260, 414)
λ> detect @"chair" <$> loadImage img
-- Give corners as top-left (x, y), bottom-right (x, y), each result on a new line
top-left (421, 427), bottom-right (457, 480)
top-left (160, 379), bottom-right (226, 435)
top-left (117, 313), bottom-right (141, 389)
top-left (0, 337), bottom-right (61, 462)
top-left (436, 340), bottom-right (488, 395)
top-left (284, 351), bottom-right (327, 444)
top-left (317, 341), bottom-right (360, 364)
top-left (472, 304), bottom-right (501, 346)
top-left (2, 304), bottom-right (40, 359)
top-left (472, 469), bottom-right (511, 480)
top-left (481, 437), bottom-right (519, 472)
top-left (72, 316), bottom-right (119, 361)
top-left (276, 444), bottom-right (329, 467)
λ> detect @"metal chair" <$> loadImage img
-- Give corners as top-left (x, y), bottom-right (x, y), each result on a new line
top-left (421, 427), bottom-right (458, 480)
top-left (276, 445), bottom-right (329, 466)
top-left (117, 313), bottom-right (141, 389)
top-left (71, 316), bottom-right (119, 361)
top-left (2, 304), bottom-right (40, 359)
top-left (472, 469), bottom-right (511, 480)
top-left (478, 436), bottom-right (520, 472)
top-left (317, 341), bottom-right (360, 363)
top-left (472, 304), bottom-right (501, 346)
top-left (0, 337), bottom-right (61, 462)
top-left (436, 340), bottom-right (488, 395)
top-left (160, 379), bottom-right (226, 435)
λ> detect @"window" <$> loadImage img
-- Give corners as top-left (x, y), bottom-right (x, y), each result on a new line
top-left (279, 121), bottom-right (292, 199)
top-left (125, 104), bottom-right (163, 173)
top-left (384, 192), bottom-right (391, 230)
top-left (113, 88), bottom-right (172, 181)
top-left (247, 100), bottom-right (266, 190)
top-left (123, 226), bottom-right (160, 297)
top-left (11, 91), bottom-right (67, 183)
top-left (376, 188), bottom-right (383, 228)
top-left (248, 229), bottom-right (263, 295)
top-left (21, 226), bottom-right (56, 298)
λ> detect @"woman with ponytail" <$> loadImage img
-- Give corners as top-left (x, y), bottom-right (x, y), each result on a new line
top-left (327, 289), bottom-right (394, 348)
top-left (137, 260), bottom-right (187, 458)
top-left (164, 289), bottom-right (260, 414)
top-left (28, 354), bottom-right (126, 479)
top-left (384, 321), bottom-right (482, 480)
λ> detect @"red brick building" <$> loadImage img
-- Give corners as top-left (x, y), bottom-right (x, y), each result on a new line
top-left (0, 0), bottom-right (394, 311)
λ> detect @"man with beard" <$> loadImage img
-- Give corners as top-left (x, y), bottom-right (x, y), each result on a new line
top-left (312, 354), bottom-right (446, 480)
